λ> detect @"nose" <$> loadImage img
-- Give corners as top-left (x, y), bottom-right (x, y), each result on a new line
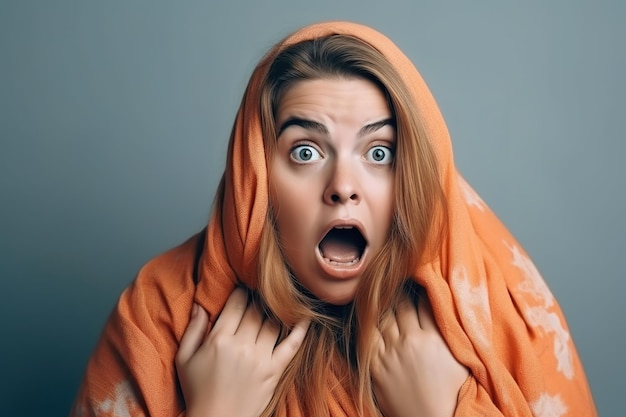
top-left (323, 162), bottom-right (361, 205)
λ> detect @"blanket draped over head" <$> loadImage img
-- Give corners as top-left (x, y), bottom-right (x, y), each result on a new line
top-left (72, 22), bottom-right (596, 417)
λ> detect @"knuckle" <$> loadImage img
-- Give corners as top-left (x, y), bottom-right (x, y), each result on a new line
top-left (400, 334), bottom-right (420, 350)
top-left (282, 338), bottom-right (299, 354)
top-left (207, 332), bottom-right (231, 352)
top-left (174, 348), bottom-right (192, 367)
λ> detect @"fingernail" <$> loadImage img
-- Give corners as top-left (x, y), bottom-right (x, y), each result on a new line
top-left (192, 303), bottom-right (199, 317)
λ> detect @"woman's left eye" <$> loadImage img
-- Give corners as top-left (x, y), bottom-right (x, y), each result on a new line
top-left (365, 146), bottom-right (394, 164)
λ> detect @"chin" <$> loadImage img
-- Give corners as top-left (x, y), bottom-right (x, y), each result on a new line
top-left (309, 285), bottom-right (358, 306)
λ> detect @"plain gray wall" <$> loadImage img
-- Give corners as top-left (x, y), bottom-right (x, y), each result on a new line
top-left (1, 1), bottom-right (623, 416)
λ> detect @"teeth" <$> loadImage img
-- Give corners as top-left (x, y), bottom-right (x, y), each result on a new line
top-left (323, 256), bottom-right (361, 266)
top-left (334, 226), bottom-right (354, 229)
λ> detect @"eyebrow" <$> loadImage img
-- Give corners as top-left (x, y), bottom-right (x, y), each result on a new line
top-left (277, 117), bottom-right (395, 137)
top-left (358, 118), bottom-right (396, 137)
top-left (277, 118), bottom-right (328, 136)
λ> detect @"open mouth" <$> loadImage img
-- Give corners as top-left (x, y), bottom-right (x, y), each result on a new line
top-left (318, 227), bottom-right (367, 266)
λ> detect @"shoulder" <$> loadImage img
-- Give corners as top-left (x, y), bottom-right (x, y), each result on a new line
top-left (72, 231), bottom-right (206, 416)
top-left (134, 231), bottom-right (204, 298)
top-left (115, 230), bottom-right (205, 341)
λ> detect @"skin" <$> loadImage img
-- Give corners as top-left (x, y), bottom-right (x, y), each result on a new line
top-left (271, 77), bottom-right (396, 305)
top-left (176, 77), bottom-right (468, 417)
top-left (176, 288), bottom-right (310, 417)
top-left (372, 296), bottom-right (469, 417)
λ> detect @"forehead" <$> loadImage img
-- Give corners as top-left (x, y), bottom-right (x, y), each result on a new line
top-left (276, 77), bottom-right (392, 124)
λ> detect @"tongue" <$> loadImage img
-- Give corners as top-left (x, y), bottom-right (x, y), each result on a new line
top-left (319, 234), bottom-right (360, 262)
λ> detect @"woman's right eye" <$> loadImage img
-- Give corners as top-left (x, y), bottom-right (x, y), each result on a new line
top-left (289, 145), bottom-right (322, 163)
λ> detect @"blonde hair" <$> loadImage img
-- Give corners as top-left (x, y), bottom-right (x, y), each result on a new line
top-left (255, 35), bottom-right (446, 416)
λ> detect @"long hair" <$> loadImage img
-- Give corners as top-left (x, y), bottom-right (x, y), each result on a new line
top-left (255, 35), bottom-right (446, 416)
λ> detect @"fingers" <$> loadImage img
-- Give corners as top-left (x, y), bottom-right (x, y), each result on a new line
top-left (395, 297), bottom-right (421, 335)
top-left (256, 316), bottom-right (280, 347)
top-left (211, 287), bottom-right (249, 335)
top-left (378, 310), bottom-right (400, 346)
top-left (372, 325), bottom-right (385, 354)
top-left (237, 301), bottom-right (265, 341)
top-left (272, 318), bottom-right (310, 367)
top-left (416, 296), bottom-right (436, 332)
top-left (370, 325), bottom-right (386, 378)
top-left (179, 287), bottom-right (310, 373)
top-left (176, 303), bottom-right (209, 365)
top-left (378, 296), bottom-right (422, 347)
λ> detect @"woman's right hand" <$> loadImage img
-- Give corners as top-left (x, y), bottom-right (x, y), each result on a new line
top-left (175, 287), bottom-right (310, 417)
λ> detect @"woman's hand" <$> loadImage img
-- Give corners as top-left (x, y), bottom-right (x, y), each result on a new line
top-left (175, 287), bottom-right (310, 417)
top-left (371, 296), bottom-right (469, 417)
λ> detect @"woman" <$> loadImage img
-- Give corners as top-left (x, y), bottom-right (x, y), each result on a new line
top-left (71, 22), bottom-right (597, 417)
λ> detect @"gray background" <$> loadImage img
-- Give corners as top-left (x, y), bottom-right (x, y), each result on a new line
top-left (1, 1), bottom-right (623, 416)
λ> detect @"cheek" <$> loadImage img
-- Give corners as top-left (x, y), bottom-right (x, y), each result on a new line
top-left (378, 200), bottom-right (395, 238)
top-left (370, 177), bottom-right (395, 236)
top-left (270, 177), bottom-right (306, 244)
top-left (272, 203), bottom-right (299, 244)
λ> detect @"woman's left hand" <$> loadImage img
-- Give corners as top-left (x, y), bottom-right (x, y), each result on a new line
top-left (371, 296), bottom-right (469, 417)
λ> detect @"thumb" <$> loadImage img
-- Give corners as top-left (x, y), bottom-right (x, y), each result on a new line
top-left (176, 303), bottom-right (209, 365)
top-left (272, 318), bottom-right (311, 367)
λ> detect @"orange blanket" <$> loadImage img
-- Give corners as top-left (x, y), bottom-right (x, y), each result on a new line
top-left (71, 21), bottom-right (596, 416)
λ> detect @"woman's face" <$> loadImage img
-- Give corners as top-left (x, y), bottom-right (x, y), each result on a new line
top-left (270, 77), bottom-right (396, 305)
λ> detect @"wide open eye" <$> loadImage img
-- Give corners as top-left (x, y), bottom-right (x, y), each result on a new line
top-left (365, 146), bottom-right (394, 165)
top-left (290, 145), bottom-right (322, 163)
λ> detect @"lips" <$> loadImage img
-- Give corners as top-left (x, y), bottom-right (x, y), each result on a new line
top-left (319, 227), bottom-right (366, 263)
top-left (317, 220), bottom-right (368, 278)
